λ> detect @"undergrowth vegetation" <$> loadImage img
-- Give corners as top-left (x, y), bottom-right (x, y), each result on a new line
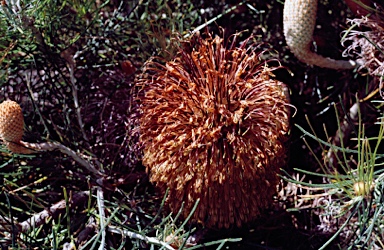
top-left (284, 103), bottom-right (384, 249)
top-left (0, 0), bottom-right (384, 249)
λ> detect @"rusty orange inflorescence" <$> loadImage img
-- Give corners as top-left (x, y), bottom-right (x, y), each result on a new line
top-left (138, 32), bottom-right (291, 228)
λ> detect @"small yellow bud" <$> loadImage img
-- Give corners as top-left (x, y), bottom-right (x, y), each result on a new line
top-left (353, 181), bottom-right (370, 196)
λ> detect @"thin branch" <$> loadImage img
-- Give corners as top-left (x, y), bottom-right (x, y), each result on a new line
top-left (326, 102), bottom-right (359, 169)
top-left (67, 62), bottom-right (90, 145)
top-left (1, 191), bottom-right (91, 234)
top-left (97, 187), bottom-right (106, 250)
top-left (18, 140), bottom-right (104, 178)
top-left (76, 216), bottom-right (97, 246)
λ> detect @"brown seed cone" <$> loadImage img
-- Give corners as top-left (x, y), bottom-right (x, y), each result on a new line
top-left (138, 32), bottom-right (290, 228)
top-left (0, 100), bottom-right (25, 143)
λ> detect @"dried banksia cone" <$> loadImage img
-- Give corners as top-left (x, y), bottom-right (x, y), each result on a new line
top-left (138, 32), bottom-right (291, 228)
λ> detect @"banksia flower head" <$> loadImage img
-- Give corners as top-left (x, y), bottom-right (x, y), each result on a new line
top-left (138, 31), bottom-right (290, 228)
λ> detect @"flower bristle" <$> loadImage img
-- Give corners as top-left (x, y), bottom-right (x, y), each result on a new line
top-left (138, 31), bottom-right (290, 228)
top-left (343, 9), bottom-right (384, 80)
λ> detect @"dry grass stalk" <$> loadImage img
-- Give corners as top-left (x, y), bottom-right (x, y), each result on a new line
top-left (138, 31), bottom-right (291, 228)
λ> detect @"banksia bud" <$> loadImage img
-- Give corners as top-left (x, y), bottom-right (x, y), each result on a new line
top-left (138, 32), bottom-right (290, 228)
top-left (0, 100), bottom-right (24, 142)
top-left (0, 100), bottom-right (34, 154)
